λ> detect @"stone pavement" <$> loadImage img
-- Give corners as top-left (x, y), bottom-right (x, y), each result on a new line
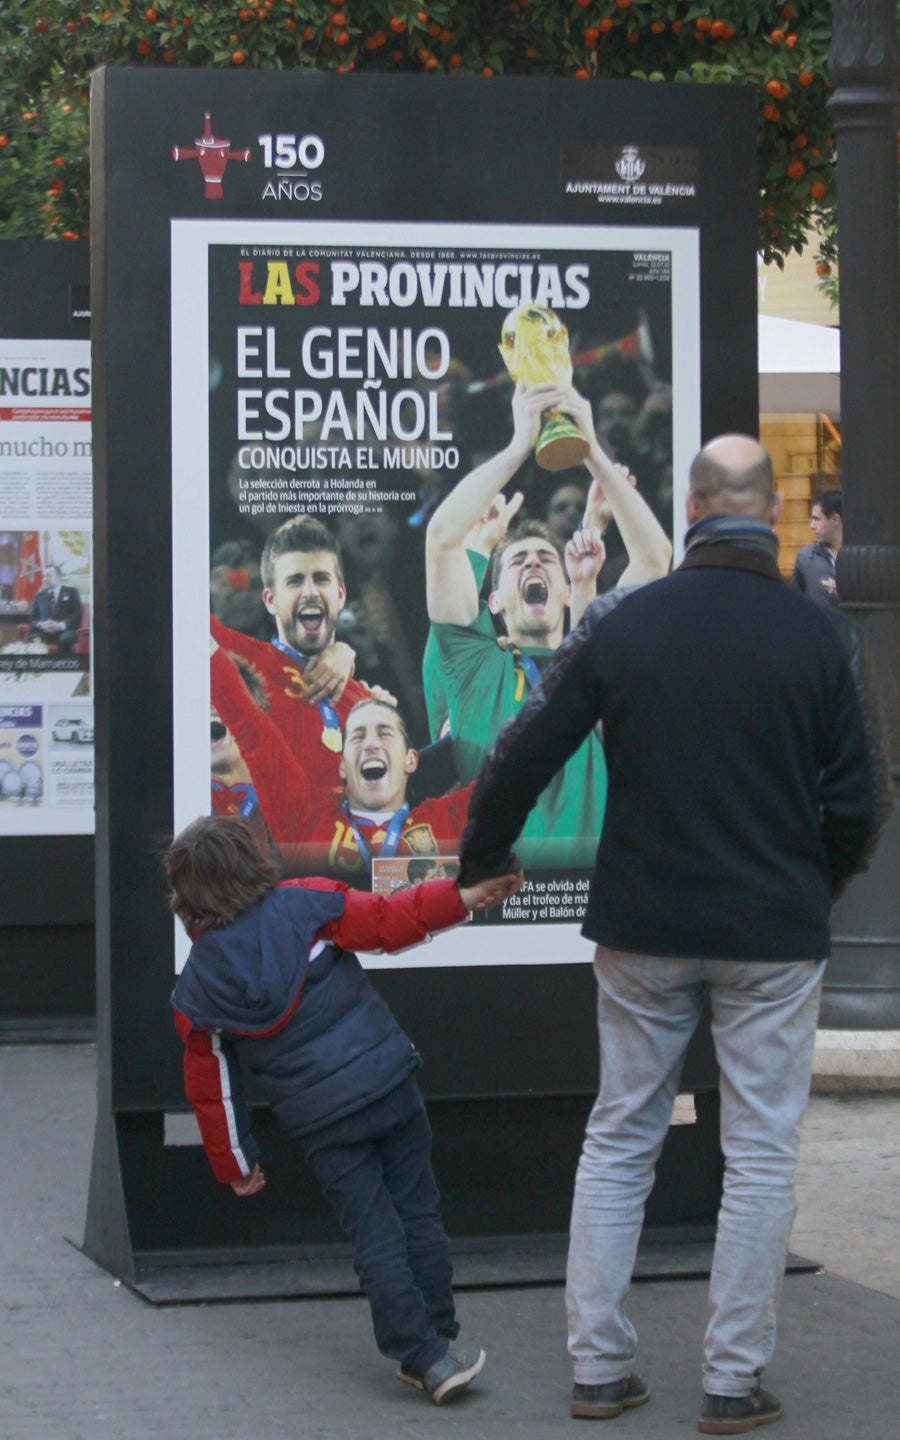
top-left (1, 1043), bottom-right (898, 1440)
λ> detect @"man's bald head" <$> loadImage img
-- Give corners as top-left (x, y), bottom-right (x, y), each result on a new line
top-left (688, 435), bottom-right (778, 522)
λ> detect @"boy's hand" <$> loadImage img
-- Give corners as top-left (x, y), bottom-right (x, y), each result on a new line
top-left (230, 1163), bottom-right (266, 1196)
top-left (459, 871), bottom-right (524, 913)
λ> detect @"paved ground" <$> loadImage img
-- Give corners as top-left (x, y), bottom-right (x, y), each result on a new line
top-left (1, 1043), bottom-right (898, 1440)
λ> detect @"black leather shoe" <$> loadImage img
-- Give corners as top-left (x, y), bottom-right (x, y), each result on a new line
top-left (571, 1373), bottom-right (651, 1419)
top-left (698, 1387), bottom-right (782, 1434)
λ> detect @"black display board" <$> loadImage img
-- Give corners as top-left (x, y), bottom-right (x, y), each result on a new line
top-left (0, 240), bottom-right (94, 1033)
top-left (84, 67), bottom-right (757, 1289)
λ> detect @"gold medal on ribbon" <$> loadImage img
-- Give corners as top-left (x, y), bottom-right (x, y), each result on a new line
top-left (321, 726), bottom-right (343, 753)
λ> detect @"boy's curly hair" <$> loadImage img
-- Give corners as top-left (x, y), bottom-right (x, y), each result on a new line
top-left (163, 815), bottom-right (281, 932)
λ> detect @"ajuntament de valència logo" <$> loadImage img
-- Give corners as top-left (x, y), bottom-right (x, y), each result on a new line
top-left (615, 146), bottom-right (646, 183)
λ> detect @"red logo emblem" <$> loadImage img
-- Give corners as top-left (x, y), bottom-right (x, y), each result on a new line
top-left (172, 111), bottom-right (251, 200)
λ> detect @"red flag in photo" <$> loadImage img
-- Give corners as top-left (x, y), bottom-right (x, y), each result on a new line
top-left (13, 531), bottom-right (42, 603)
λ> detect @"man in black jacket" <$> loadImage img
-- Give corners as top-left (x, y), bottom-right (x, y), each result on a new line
top-left (459, 435), bottom-right (891, 1433)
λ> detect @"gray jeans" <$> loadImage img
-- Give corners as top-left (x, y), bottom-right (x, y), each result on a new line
top-left (566, 947), bottom-right (825, 1396)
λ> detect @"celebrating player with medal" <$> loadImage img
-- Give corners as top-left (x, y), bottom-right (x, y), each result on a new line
top-left (210, 515), bottom-right (382, 797)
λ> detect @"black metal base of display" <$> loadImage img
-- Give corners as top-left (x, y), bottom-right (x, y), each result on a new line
top-left (72, 1233), bottom-right (818, 1306)
top-left (82, 1085), bottom-right (726, 1291)
top-left (0, 1016), bottom-right (96, 1045)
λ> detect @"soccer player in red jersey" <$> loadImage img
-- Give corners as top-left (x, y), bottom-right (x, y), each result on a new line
top-left (210, 639), bottom-right (471, 879)
top-left (210, 515), bottom-right (379, 792)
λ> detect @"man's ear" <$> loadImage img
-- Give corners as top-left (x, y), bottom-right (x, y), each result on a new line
top-left (404, 747), bottom-right (419, 777)
top-left (769, 491), bottom-right (785, 525)
top-left (487, 590), bottom-right (503, 616)
top-left (336, 582), bottom-right (346, 613)
top-left (262, 586), bottom-right (277, 617)
top-left (685, 493), bottom-right (700, 525)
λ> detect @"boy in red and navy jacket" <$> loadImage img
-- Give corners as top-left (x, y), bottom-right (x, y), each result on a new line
top-left (165, 814), bottom-right (519, 1405)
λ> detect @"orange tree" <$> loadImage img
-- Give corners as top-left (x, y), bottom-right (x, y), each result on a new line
top-left (0, 0), bottom-right (841, 264)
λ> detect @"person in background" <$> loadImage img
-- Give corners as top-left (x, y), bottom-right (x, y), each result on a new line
top-left (544, 481), bottom-right (588, 547)
top-left (791, 490), bottom-right (842, 607)
top-left (209, 539), bottom-right (272, 641)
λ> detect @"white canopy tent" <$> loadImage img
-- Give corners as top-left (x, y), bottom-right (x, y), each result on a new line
top-left (758, 314), bottom-right (841, 415)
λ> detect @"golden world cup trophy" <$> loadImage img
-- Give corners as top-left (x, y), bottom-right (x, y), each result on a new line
top-left (498, 304), bottom-right (590, 472)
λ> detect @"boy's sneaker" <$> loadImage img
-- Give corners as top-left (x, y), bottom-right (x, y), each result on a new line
top-left (396, 1335), bottom-right (458, 1391)
top-left (398, 1345), bottom-right (486, 1404)
top-left (571, 1373), bottom-right (651, 1419)
top-left (698, 1388), bottom-right (782, 1434)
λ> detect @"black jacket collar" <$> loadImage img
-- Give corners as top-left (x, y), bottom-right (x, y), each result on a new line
top-left (678, 544), bottom-right (783, 582)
